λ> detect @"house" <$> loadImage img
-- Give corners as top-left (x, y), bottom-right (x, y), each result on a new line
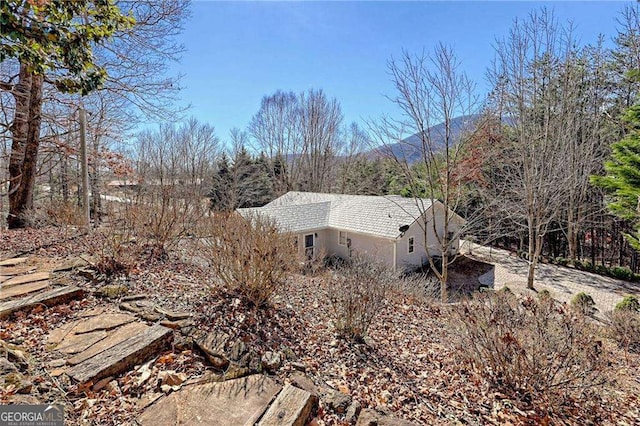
top-left (237, 191), bottom-right (465, 271)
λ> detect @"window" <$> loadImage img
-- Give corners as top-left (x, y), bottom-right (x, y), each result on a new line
top-left (339, 231), bottom-right (347, 246)
top-left (408, 237), bottom-right (414, 254)
top-left (304, 234), bottom-right (314, 259)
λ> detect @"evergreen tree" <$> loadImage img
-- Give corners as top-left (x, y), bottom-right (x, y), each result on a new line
top-left (251, 153), bottom-right (276, 206)
top-left (592, 104), bottom-right (640, 249)
top-left (209, 153), bottom-right (233, 211)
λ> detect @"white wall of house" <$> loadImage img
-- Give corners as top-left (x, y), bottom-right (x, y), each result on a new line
top-left (294, 228), bottom-right (326, 259)
top-left (323, 229), bottom-right (349, 258)
top-left (395, 204), bottom-right (462, 270)
top-left (342, 230), bottom-right (394, 267)
top-left (397, 220), bottom-right (430, 270)
top-left (294, 204), bottom-right (462, 271)
top-left (298, 228), bottom-right (394, 267)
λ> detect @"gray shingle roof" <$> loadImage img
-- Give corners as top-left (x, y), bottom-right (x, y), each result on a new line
top-left (238, 191), bottom-right (434, 239)
top-left (237, 201), bottom-right (331, 233)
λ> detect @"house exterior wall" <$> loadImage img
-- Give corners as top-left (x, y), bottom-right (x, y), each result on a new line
top-left (340, 230), bottom-right (395, 267)
top-left (395, 204), bottom-right (462, 271)
top-left (293, 204), bottom-right (462, 271)
top-left (294, 228), bottom-right (328, 259)
top-left (298, 228), bottom-right (394, 267)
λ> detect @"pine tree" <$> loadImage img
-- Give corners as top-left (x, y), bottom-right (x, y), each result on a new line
top-left (209, 153), bottom-right (233, 211)
top-left (592, 104), bottom-right (640, 249)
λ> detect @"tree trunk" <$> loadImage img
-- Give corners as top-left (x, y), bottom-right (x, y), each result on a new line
top-left (440, 252), bottom-right (448, 303)
top-left (8, 66), bottom-right (43, 228)
top-left (526, 220), bottom-right (536, 290)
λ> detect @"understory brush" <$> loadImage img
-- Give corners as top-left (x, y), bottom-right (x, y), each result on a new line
top-left (90, 221), bottom-right (139, 280)
top-left (326, 256), bottom-right (397, 342)
top-left (200, 212), bottom-right (299, 307)
top-left (449, 291), bottom-right (610, 416)
top-left (608, 296), bottom-right (640, 353)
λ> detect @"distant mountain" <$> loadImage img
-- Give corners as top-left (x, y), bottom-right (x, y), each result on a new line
top-left (368, 114), bottom-right (482, 163)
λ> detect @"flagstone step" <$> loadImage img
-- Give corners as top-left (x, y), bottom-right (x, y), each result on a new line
top-left (137, 375), bottom-right (282, 426)
top-left (1, 272), bottom-right (50, 289)
top-left (0, 281), bottom-right (50, 300)
top-left (0, 257), bottom-right (28, 267)
top-left (0, 265), bottom-right (35, 276)
top-left (0, 286), bottom-right (84, 319)
top-left (66, 324), bottom-right (173, 384)
top-left (67, 322), bottom-right (150, 366)
top-left (258, 384), bottom-right (318, 426)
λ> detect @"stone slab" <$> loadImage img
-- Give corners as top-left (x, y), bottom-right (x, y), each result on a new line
top-left (67, 322), bottom-right (149, 366)
top-left (0, 281), bottom-right (49, 299)
top-left (1, 272), bottom-right (50, 288)
top-left (66, 324), bottom-right (173, 384)
top-left (71, 313), bottom-right (136, 334)
top-left (258, 384), bottom-right (317, 426)
top-left (56, 330), bottom-right (107, 355)
top-left (53, 257), bottom-right (91, 272)
top-left (0, 265), bottom-right (34, 276)
top-left (138, 375), bottom-right (281, 426)
top-left (0, 257), bottom-right (28, 267)
top-left (355, 409), bottom-right (419, 426)
top-left (0, 286), bottom-right (84, 319)
top-left (47, 321), bottom-right (80, 347)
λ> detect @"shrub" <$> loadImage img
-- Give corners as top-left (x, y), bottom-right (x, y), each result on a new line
top-left (326, 255), bottom-right (397, 342)
top-left (449, 292), bottom-right (609, 410)
top-left (127, 186), bottom-right (208, 257)
top-left (615, 295), bottom-right (640, 312)
top-left (609, 266), bottom-right (634, 281)
top-left (397, 273), bottom-right (440, 302)
top-left (301, 247), bottom-right (328, 276)
top-left (575, 260), bottom-right (596, 273)
top-left (91, 224), bottom-right (138, 280)
top-left (607, 309), bottom-right (640, 353)
top-left (571, 292), bottom-right (596, 316)
top-left (554, 257), bottom-right (569, 267)
top-left (499, 285), bottom-right (512, 294)
top-left (46, 201), bottom-right (87, 226)
top-left (537, 289), bottom-right (552, 300)
top-left (201, 213), bottom-right (298, 307)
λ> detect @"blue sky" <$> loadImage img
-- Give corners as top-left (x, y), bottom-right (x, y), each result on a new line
top-left (169, 1), bottom-right (631, 143)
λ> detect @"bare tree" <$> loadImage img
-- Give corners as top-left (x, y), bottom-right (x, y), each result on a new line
top-left (298, 89), bottom-right (343, 192)
top-left (335, 122), bottom-right (370, 193)
top-left (0, 0), bottom-right (189, 228)
top-left (371, 44), bottom-right (481, 302)
top-left (562, 41), bottom-right (611, 261)
top-left (487, 10), bottom-right (576, 288)
top-left (249, 91), bottom-right (302, 194)
top-left (249, 88), bottom-right (343, 193)
top-left (133, 118), bottom-right (219, 251)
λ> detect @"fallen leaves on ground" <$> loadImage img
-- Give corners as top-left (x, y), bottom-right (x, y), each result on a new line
top-left (1, 227), bottom-right (639, 425)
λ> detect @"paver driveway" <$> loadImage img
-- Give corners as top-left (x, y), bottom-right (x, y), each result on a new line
top-left (462, 242), bottom-right (640, 315)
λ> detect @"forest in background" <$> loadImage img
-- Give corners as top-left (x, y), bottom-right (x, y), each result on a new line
top-left (1, 2), bottom-right (640, 280)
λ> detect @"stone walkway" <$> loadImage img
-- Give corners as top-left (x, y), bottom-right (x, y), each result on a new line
top-left (462, 242), bottom-right (640, 315)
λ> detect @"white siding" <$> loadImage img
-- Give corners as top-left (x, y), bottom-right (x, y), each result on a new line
top-left (346, 231), bottom-right (394, 267)
top-left (395, 204), bottom-right (462, 271)
top-left (293, 203), bottom-right (462, 271)
top-left (302, 228), bottom-right (394, 267)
